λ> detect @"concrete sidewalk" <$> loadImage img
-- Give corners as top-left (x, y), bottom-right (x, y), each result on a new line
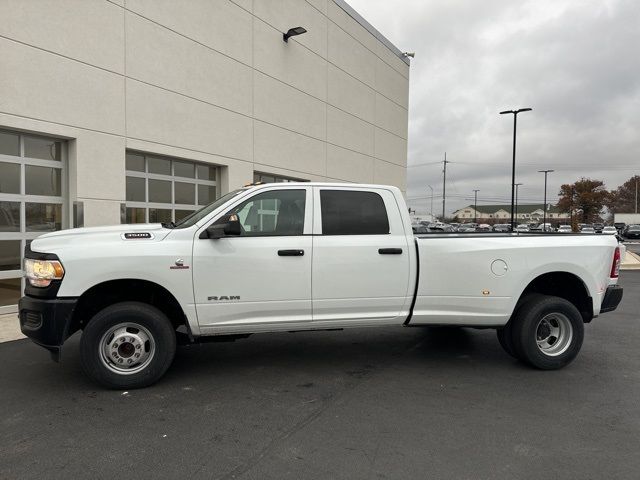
top-left (622, 250), bottom-right (640, 270)
top-left (0, 313), bottom-right (23, 343)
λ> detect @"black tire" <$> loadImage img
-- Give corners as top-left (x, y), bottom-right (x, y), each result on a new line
top-left (510, 295), bottom-right (584, 370)
top-left (497, 293), bottom-right (545, 360)
top-left (496, 324), bottom-right (517, 359)
top-left (80, 302), bottom-right (176, 389)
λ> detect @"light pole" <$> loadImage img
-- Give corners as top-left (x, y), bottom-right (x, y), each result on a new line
top-left (473, 189), bottom-right (480, 223)
top-left (441, 153), bottom-right (448, 221)
top-left (500, 108), bottom-right (532, 230)
top-left (538, 169), bottom-right (554, 230)
top-left (427, 184), bottom-right (434, 221)
top-left (515, 183), bottom-right (523, 228)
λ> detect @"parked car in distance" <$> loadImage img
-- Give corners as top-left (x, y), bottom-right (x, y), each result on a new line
top-left (476, 224), bottom-right (491, 232)
top-left (428, 223), bottom-right (455, 232)
top-left (602, 226), bottom-right (618, 235)
top-left (412, 224), bottom-right (430, 234)
top-left (492, 224), bottom-right (512, 232)
top-left (557, 225), bottom-right (572, 233)
top-left (624, 225), bottom-right (640, 239)
top-left (593, 223), bottom-right (604, 233)
top-left (581, 227), bottom-right (596, 234)
top-left (613, 222), bottom-right (626, 232)
top-left (458, 225), bottom-right (477, 233)
top-left (515, 224), bottom-right (530, 232)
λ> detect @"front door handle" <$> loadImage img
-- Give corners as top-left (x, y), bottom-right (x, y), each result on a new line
top-left (278, 249), bottom-right (304, 256)
top-left (378, 248), bottom-right (403, 255)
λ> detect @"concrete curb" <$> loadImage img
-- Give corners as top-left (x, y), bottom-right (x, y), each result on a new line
top-left (0, 314), bottom-right (24, 343)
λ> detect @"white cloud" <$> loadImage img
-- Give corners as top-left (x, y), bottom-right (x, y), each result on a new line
top-left (346, 0), bottom-right (640, 214)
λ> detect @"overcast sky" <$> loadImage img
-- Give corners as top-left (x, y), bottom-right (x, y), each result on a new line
top-left (348, 0), bottom-right (640, 215)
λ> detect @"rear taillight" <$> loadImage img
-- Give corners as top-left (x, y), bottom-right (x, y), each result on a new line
top-left (610, 247), bottom-right (620, 278)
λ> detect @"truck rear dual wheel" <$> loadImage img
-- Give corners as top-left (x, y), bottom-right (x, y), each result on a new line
top-left (498, 295), bottom-right (584, 369)
top-left (80, 302), bottom-right (176, 389)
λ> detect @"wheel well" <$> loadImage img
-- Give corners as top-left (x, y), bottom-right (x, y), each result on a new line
top-left (518, 272), bottom-right (593, 322)
top-left (70, 279), bottom-right (188, 335)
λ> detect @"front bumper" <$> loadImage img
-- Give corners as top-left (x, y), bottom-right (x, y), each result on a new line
top-left (600, 285), bottom-right (623, 314)
top-left (19, 295), bottom-right (79, 361)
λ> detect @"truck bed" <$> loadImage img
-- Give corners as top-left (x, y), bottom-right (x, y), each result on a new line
top-left (408, 233), bottom-right (618, 326)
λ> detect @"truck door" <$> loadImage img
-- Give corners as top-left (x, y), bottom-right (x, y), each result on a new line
top-left (311, 187), bottom-right (411, 323)
top-left (193, 186), bottom-right (312, 330)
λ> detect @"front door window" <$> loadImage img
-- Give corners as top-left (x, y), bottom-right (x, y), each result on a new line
top-left (222, 189), bottom-right (306, 236)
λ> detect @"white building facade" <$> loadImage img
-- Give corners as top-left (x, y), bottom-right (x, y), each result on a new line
top-left (0, 0), bottom-right (410, 310)
top-left (453, 204), bottom-right (570, 223)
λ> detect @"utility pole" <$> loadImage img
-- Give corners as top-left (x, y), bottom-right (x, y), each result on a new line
top-left (427, 184), bottom-right (434, 220)
top-left (539, 170), bottom-right (554, 230)
top-left (473, 189), bottom-right (480, 223)
top-left (636, 178), bottom-right (638, 214)
top-left (441, 152), bottom-right (448, 221)
top-left (515, 183), bottom-right (523, 228)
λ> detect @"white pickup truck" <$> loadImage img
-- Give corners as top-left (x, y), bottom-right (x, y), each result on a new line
top-left (19, 183), bottom-right (623, 388)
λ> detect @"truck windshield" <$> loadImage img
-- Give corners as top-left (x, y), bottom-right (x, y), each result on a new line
top-left (172, 189), bottom-right (245, 229)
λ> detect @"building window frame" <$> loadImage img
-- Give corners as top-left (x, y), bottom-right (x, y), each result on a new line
top-left (124, 151), bottom-right (219, 224)
top-left (0, 129), bottom-right (68, 312)
top-left (253, 171), bottom-right (308, 184)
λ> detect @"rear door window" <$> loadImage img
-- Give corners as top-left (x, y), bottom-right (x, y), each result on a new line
top-left (320, 190), bottom-right (389, 235)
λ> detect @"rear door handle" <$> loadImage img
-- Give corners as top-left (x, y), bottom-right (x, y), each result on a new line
top-left (278, 249), bottom-right (304, 256)
top-left (378, 248), bottom-right (403, 255)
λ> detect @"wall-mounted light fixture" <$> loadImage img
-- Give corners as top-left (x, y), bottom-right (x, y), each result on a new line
top-left (402, 52), bottom-right (415, 58)
top-left (283, 27), bottom-right (307, 42)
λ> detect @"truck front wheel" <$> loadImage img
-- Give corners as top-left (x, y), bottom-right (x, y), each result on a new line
top-left (510, 295), bottom-right (584, 370)
top-left (80, 302), bottom-right (176, 389)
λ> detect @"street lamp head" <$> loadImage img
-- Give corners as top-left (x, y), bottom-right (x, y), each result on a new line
top-left (538, 169), bottom-right (554, 173)
top-left (283, 26), bottom-right (307, 42)
top-left (500, 108), bottom-right (532, 115)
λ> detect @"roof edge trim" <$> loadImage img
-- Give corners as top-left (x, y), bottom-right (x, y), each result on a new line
top-left (333, 0), bottom-right (410, 66)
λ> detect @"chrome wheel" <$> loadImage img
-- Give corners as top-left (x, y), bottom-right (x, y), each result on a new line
top-left (99, 323), bottom-right (155, 375)
top-left (535, 313), bottom-right (573, 357)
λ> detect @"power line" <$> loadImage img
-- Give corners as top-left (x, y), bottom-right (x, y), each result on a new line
top-left (407, 161), bottom-right (445, 168)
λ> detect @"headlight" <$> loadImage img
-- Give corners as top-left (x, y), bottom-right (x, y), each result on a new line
top-left (24, 258), bottom-right (65, 287)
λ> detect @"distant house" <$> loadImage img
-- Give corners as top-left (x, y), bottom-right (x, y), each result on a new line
top-left (453, 204), bottom-right (570, 223)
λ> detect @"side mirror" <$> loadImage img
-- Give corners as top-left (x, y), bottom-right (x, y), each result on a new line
top-left (200, 214), bottom-right (241, 239)
top-left (224, 214), bottom-right (241, 236)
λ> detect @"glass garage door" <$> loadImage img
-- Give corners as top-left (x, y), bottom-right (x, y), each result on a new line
top-left (124, 151), bottom-right (219, 224)
top-left (0, 129), bottom-right (66, 310)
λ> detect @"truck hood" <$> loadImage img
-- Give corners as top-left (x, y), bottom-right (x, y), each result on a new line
top-left (30, 223), bottom-right (172, 255)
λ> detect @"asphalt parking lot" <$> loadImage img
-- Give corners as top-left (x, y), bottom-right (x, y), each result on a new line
top-left (1, 272), bottom-right (639, 480)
